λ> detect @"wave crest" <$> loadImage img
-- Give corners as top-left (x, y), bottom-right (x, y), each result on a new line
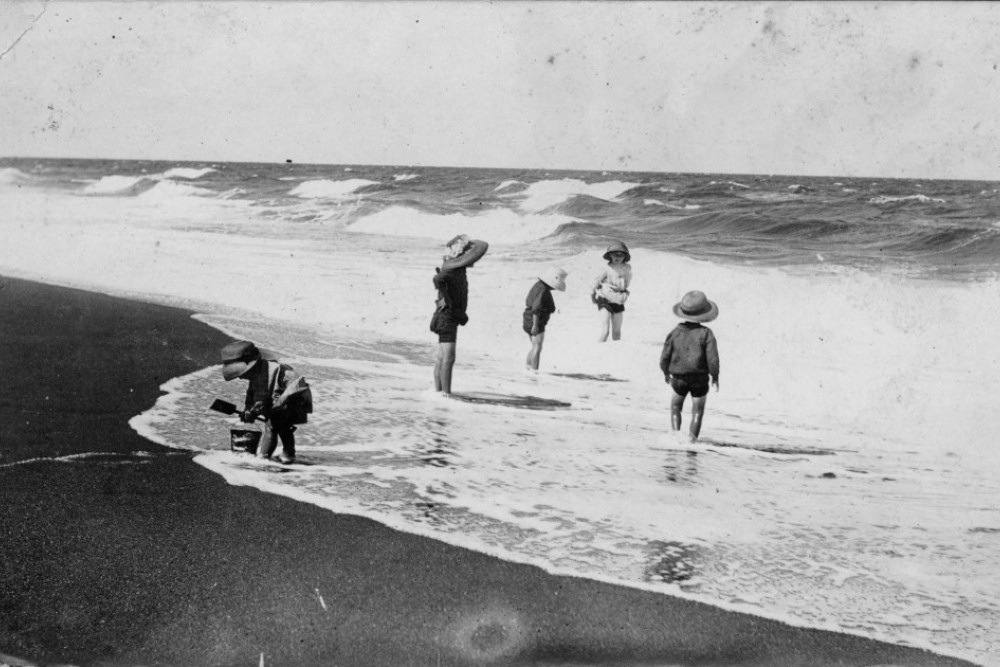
top-left (137, 181), bottom-right (215, 200)
top-left (290, 179), bottom-right (380, 199)
top-left (0, 167), bottom-right (32, 185)
top-left (80, 175), bottom-right (159, 196)
top-left (78, 168), bottom-right (215, 196)
top-left (347, 205), bottom-right (575, 244)
top-left (162, 167), bottom-right (216, 180)
top-left (517, 178), bottom-right (640, 213)
top-left (869, 194), bottom-right (947, 205)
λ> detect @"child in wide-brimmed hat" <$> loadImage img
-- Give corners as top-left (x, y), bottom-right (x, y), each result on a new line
top-left (523, 267), bottom-right (568, 372)
top-left (591, 240), bottom-right (633, 342)
top-left (658, 291), bottom-right (720, 442)
top-left (221, 340), bottom-right (311, 463)
top-left (430, 234), bottom-right (489, 394)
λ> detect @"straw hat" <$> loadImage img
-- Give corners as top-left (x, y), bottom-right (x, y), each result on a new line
top-left (603, 241), bottom-right (631, 263)
top-left (221, 341), bottom-right (275, 381)
top-left (540, 267), bottom-right (568, 292)
top-left (672, 290), bottom-right (719, 323)
top-left (443, 234), bottom-right (472, 259)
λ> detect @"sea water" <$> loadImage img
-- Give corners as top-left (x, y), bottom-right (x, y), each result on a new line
top-left (2, 158), bottom-right (999, 665)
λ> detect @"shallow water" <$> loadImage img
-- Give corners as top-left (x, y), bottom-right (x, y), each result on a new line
top-left (3, 159), bottom-right (998, 665)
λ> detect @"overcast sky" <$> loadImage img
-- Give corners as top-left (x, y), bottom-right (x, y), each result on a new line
top-left (2, 1), bottom-right (999, 179)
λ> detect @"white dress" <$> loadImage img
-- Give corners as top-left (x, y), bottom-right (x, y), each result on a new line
top-left (592, 264), bottom-right (632, 305)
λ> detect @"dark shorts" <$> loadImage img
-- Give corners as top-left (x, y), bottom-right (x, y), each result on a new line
top-left (431, 308), bottom-right (460, 343)
top-left (522, 312), bottom-right (551, 337)
top-left (596, 297), bottom-right (625, 314)
top-left (669, 373), bottom-right (710, 398)
top-left (437, 325), bottom-right (458, 344)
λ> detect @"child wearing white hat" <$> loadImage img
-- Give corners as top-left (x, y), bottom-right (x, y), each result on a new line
top-left (523, 267), bottom-right (567, 371)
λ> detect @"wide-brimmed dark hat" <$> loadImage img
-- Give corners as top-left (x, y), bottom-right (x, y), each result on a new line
top-left (221, 341), bottom-right (275, 381)
top-left (672, 290), bottom-right (719, 323)
top-left (603, 241), bottom-right (631, 263)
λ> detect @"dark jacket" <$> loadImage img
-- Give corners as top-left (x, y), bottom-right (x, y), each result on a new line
top-left (432, 239), bottom-right (489, 324)
top-left (522, 279), bottom-right (556, 332)
top-left (659, 322), bottom-right (719, 381)
top-left (433, 267), bottom-right (470, 324)
top-left (244, 360), bottom-right (312, 424)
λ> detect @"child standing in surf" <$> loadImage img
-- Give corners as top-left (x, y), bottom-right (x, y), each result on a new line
top-left (659, 291), bottom-right (720, 442)
top-left (430, 234), bottom-right (489, 394)
top-left (523, 267), bottom-right (568, 372)
top-left (591, 241), bottom-right (632, 342)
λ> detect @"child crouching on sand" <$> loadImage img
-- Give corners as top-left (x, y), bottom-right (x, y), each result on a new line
top-left (658, 291), bottom-right (720, 442)
top-left (523, 267), bottom-right (567, 372)
top-left (221, 341), bottom-right (312, 463)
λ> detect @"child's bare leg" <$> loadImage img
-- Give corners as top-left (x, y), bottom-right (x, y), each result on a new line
top-left (610, 312), bottom-right (624, 340)
top-left (689, 395), bottom-right (708, 441)
top-left (526, 332), bottom-right (544, 370)
top-left (670, 391), bottom-right (685, 431)
top-left (597, 309), bottom-right (612, 342)
top-left (435, 342), bottom-right (457, 393)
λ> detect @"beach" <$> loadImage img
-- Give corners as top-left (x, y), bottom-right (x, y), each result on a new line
top-left (0, 274), bottom-right (981, 666)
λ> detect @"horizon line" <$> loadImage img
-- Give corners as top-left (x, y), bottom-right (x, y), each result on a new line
top-left (2, 154), bottom-right (996, 184)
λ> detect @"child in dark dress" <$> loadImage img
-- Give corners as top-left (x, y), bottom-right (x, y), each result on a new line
top-left (430, 234), bottom-right (489, 394)
top-left (659, 291), bottom-right (720, 442)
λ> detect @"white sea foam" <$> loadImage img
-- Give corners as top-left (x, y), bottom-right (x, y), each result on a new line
top-left (78, 168), bottom-right (216, 196)
top-left (137, 180), bottom-right (215, 200)
top-left (869, 194), bottom-right (947, 204)
top-left (393, 173), bottom-right (419, 182)
top-left (162, 167), bottom-right (216, 179)
top-left (347, 205), bottom-right (575, 244)
top-left (79, 174), bottom-right (155, 195)
top-left (710, 180), bottom-right (751, 189)
top-left (494, 180), bottom-right (522, 192)
top-left (0, 167), bottom-right (31, 184)
top-left (516, 178), bottom-right (640, 212)
top-left (1, 182), bottom-right (996, 666)
top-left (290, 178), bottom-right (379, 199)
top-left (644, 199), bottom-right (701, 210)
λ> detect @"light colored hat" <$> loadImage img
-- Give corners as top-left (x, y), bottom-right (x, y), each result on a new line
top-left (603, 241), bottom-right (631, 263)
top-left (540, 267), bottom-right (568, 291)
top-left (443, 234), bottom-right (471, 260)
top-left (672, 290), bottom-right (718, 323)
top-left (220, 341), bottom-right (276, 381)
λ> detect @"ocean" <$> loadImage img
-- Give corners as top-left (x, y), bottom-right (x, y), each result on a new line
top-left (2, 157), bottom-right (998, 665)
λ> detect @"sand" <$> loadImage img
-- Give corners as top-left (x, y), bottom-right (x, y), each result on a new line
top-left (0, 275), bottom-right (977, 667)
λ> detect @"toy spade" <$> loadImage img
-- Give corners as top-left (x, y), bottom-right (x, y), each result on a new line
top-left (210, 399), bottom-right (264, 421)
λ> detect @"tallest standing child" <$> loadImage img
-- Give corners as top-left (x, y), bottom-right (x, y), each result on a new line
top-left (429, 234), bottom-right (489, 394)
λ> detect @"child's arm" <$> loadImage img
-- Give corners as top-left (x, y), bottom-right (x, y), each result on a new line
top-left (526, 285), bottom-right (544, 335)
top-left (440, 239), bottom-right (489, 271)
top-left (242, 387), bottom-right (263, 422)
top-left (658, 333), bottom-right (674, 380)
top-left (706, 329), bottom-right (720, 390)
top-left (591, 269), bottom-right (607, 293)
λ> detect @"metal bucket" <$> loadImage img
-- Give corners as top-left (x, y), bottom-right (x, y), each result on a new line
top-left (230, 428), bottom-right (262, 454)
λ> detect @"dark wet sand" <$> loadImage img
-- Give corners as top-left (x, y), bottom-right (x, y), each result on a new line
top-left (0, 276), bottom-right (977, 667)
